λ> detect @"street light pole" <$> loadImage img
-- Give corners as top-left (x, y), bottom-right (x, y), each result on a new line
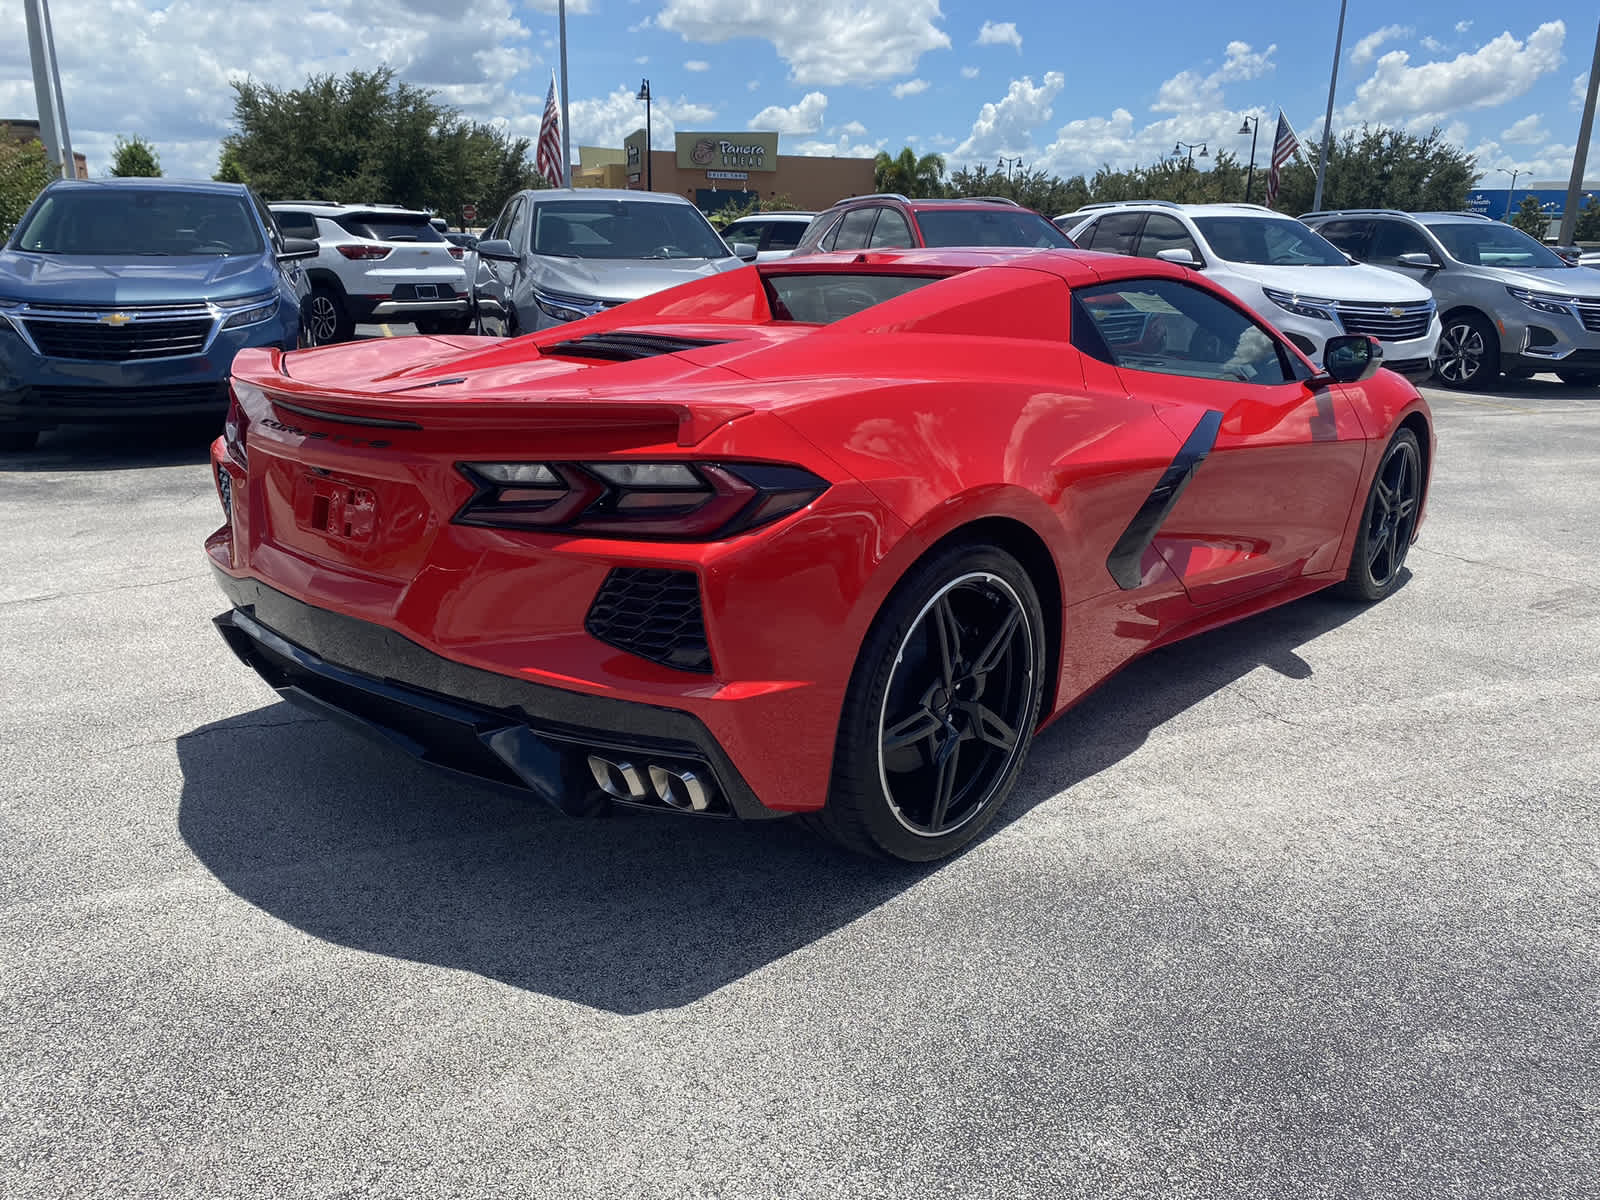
top-left (24, 0), bottom-right (74, 180)
top-left (1239, 116), bottom-right (1260, 203)
top-left (1558, 19), bottom-right (1599, 246)
top-left (558, 0), bottom-right (571, 187)
top-left (637, 79), bottom-right (652, 191)
top-left (1499, 166), bottom-right (1523, 223)
top-left (1313, 0), bottom-right (1349, 213)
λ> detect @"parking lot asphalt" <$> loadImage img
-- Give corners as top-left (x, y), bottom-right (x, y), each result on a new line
top-left (2, 372), bottom-right (1597, 1198)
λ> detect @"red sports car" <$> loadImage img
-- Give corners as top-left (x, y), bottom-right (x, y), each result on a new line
top-left (208, 247), bottom-right (1432, 862)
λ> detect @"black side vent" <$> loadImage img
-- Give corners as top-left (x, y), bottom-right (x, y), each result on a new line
top-left (585, 568), bottom-right (712, 674)
top-left (542, 332), bottom-right (730, 362)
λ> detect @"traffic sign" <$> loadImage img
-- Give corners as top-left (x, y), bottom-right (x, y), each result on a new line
top-left (462, 204), bottom-right (477, 224)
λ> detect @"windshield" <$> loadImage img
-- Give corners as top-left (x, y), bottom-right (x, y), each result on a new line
top-left (1192, 216), bottom-right (1348, 266)
top-left (530, 199), bottom-right (732, 260)
top-left (11, 188), bottom-right (264, 256)
top-left (1429, 222), bottom-right (1569, 269)
top-left (915, 208), bottom-right (1074, 249)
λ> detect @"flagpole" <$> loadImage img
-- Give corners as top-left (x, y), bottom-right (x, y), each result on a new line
top-left (558, 0), bottom-right (571, 188)
top-left (1312, 0), bottom-right (1348, 211)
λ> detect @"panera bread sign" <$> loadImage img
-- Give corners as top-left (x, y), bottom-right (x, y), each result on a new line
top-left (675, 131), bottom-right (778, 173)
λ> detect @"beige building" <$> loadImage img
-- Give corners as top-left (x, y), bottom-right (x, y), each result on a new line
top-left (584, 129), bottom-right (874, 215)
top-left (3, 118), bottom-right (88, 178)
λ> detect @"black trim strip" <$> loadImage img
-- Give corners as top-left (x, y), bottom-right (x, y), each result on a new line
top-left (269, 398), bottom-right (424, 430)
top-left (1105, 409), bottom-right (1223, 590)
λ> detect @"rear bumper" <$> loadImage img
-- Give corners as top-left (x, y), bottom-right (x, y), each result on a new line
top-left (211, 571), bottom-right (778, 821)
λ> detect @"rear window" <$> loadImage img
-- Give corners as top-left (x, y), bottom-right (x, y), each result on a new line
top-left (915, 208), bottom-right (1073, 249)
top-left (335, 213), bottom-right (445, 243)
top-left (764, 272), bottom-right (941, 323)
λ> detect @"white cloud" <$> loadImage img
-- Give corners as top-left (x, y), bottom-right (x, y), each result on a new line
top-left (835, 120), bottom-right (869, 137)
top-left (656, 0), bottom-right (949, 86)
top-left (747, 79), bottom-right (760, 91)
top-left (684, 60), bottom-right (710, 72)
top-left (1455, 20), bottom-right (1472, 35)
top-left (954, 71), bottom-right (1064, 160)
top-left (1346, 22), bottom-right (1566, 124)
top-left (1500, 114), bottom-right (1546, 144)
top-left (565, 87), bottom-right (716, 151)
top-left (976, 21), bottom-right (1022, 51)
top-left (1421, 36), bottom-right (1444, 53)
top-left (1350, 25), bottom-right (1412, 68)
top-left (789, 131), bottom-right (884, 158)
top-left (1152, 40), bottom-right (1277, 114)
top-left (961, 66), bottom-right (979, 79)
top-left (636, 56), bottom-right (650, 65)
top-left (748, 91), bottom-right (828, 134)
top-left (892, 79), bottom-right (930, 99)
top-left (1577, 72), bottom-right (1592, 108)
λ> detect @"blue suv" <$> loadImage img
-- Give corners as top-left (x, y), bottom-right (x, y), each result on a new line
top-left (0, 178), bottom-right (318, 451)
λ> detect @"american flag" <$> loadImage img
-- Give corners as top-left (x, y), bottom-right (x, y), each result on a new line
top-left (1264, 111), bottom-right (1300, 208)
top-left (536, 74), bottom-right (563, 188)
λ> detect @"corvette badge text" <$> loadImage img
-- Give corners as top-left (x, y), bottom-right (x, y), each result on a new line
top-left (259, 417), bottom-right (392, 449)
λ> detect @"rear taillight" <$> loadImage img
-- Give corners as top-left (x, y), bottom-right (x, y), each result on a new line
top-left (447, 247), bottom-right (465, 260)
top-left (453, 461), bottom-right (828, 540)
top-left (337, 244), bottom-right (392, 261)
top-left (223, 388), bottom-right (249, 468)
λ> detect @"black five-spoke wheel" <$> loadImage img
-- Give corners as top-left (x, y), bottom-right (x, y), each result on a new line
top-left (1341, 428), bottom-right (1422, 602)
top-left (816, 545), bottom-right (1046, 861)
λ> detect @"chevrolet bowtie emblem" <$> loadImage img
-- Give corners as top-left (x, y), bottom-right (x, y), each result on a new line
top-left (1388, 307), bottom-right (1406, 318)
top-left (100, 312), bottom-right (134, 326)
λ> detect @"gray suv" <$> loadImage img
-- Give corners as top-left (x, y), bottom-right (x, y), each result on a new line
top-left (473, 189), bottom-right (754, 336)
top-left (1303, 209), bottom-right (1600, 389)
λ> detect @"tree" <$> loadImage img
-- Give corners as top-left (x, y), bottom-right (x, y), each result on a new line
top-left (1510, 193), bottom-right (1548, 238)
top-left (1265, 125), bottom-right (1474, 215)
top-left (1574, 197), bottom-right (1600, 242)
top-left (1, 126), bottom-right (55, 238)
top-left (874, 146), bottom-right (946, 197)
top-left (109, 135), bottom-right (162, 177)
top-left (213, 145), bottom-right (247, 184)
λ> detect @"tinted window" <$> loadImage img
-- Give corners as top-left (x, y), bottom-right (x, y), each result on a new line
top-left (273, 209), bottom-right (319, 240)
top-left (721, 219), bottom-right (763, 246)
top-left (1192, 216), bottom-right (1347, 265)
top-left (811, 212), bottom-right (846, 252)
top-left (1368, 220), bottom-right (1436, 265)
top-left (915, 208), bottom-right (1073, 248)
top-left (336, 212), bottom-right (445, 242)
top-left (1136, 214), bottom-right (1201, 261)
top-left (503, 198), bottom-right (529, 251)
top-left (1075, 278), bottom-right (1290, 385)
top-left (763, 221), bottom-right (805, 251)
top-left (1085, 212), bottom-right (1143, 255)
top-left (869, 208), bottom-right (914, 248)
top-left (832, 208), bottom-right (879, 251)
top-left (528, 198), bottom-right (731, 260)
top-left (1313, 219), bottom-right (1372, 260)
top-left (1429, 221), bottom-right (1568, 269)
top-left (765, 272), bottom-right (940, 323)
top-left (12, 188), bottom-right (265, 256)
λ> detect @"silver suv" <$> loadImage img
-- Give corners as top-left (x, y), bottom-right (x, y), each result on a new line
top-left (269, 203), bottom-right (472, 342)
top-left (1303, 209), bottom-right (1600, 389)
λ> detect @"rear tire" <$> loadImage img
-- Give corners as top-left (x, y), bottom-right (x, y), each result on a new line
top-left (0, 428), bottom-right (39, 452)
top-left (811, 544), bottom-right (1046, 862)
top-left (1432, 312), bottom-right (1499, 390)
top-left (1338, 429), bottom-right (1422, 603)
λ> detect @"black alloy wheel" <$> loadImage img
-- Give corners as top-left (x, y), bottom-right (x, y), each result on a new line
top-left (304, 286), bottom-right (348, 345)
top-left (814, 545), bottom-right (1046, 861)
top-left (1433, 312), bottom-right (1499, 390)
top-left (1340, 428), bottom-right (1422, 602)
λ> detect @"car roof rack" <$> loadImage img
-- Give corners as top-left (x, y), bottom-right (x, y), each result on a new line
top-left (838, 192), bottom-right (911, 206)
top-left (961, 196), bottom-right (1023, 206)
top-left (271, 199), bottom-right (339, 207)
top-left (1069, 199), bottom-right (1185, 212)
top-left (1298, 208), bottom-right (1409, 219)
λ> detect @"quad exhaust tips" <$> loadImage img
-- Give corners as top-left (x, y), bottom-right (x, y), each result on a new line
top-left (587, 754), bottom-right (716, 813)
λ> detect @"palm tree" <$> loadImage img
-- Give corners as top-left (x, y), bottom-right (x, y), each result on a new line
top-left (873, 146), bottom-right (947, 197)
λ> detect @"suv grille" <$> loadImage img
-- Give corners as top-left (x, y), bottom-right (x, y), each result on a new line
top-left (585, 568), bottom-right (712, 674)
top-left (1576, 301), bottom-right (1600, 333)
top-left (23, 317), bottom-right (214, 361)
top-left (1334, 300), bottom-right (1435, 342)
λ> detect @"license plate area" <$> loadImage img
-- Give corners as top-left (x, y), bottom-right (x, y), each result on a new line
top-left (415, 284), bottom-right (439, 300)
top-left (295, 473), bottom-right (378, 543)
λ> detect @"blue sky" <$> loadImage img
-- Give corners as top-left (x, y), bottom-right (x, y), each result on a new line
top-left (1, 0), bottom-right (1595, 186)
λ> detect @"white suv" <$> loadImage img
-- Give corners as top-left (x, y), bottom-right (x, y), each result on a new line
top-left (1059, 202), bottom-right (1441, 377)
top-left (269, 203), bottom-right (472, 342)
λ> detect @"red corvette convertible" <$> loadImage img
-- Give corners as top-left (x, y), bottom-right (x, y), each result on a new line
top-left (208, 247), bottom-right (1432, 861)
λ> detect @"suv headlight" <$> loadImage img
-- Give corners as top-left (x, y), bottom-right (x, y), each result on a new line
top-left (1506, 286), bottom-right (1578, 316)
top-left (0, 297), bottom-right (23, 333)
top-left (1262, 287), bottom-right (1338, 323)
top-left (533, 289), bottom-right (607, 324)
top-left (217, 293), bottom-right (280, 330)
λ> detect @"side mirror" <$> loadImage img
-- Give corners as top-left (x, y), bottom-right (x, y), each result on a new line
top-left (276, 237), bottom-right (319, 262)
top-left (1314, 334), bottom-right (1384, 385)
top-left (1396, 251), bottom-right (1441, 270)
top-left (732, 241), bottom-right (759, 263)
top-left (475, 238), bottom-right (519, 263)
top-left (1156, 247), bottom-right (1202, 268)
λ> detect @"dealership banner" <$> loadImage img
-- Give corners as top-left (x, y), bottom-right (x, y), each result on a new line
top-left (676, 132), bottom-right (779, 173)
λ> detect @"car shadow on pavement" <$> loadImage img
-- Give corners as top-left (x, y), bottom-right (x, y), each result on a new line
top-left (1, 423), bottom-right (216, 472)
top-left (175, 586), bottom-right (1390, 1015)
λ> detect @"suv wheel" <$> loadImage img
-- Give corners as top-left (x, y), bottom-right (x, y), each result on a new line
top-left (304, 285), bottom-right (351, 345)
top-left (1433, 312), bottom-right (1499, 390)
